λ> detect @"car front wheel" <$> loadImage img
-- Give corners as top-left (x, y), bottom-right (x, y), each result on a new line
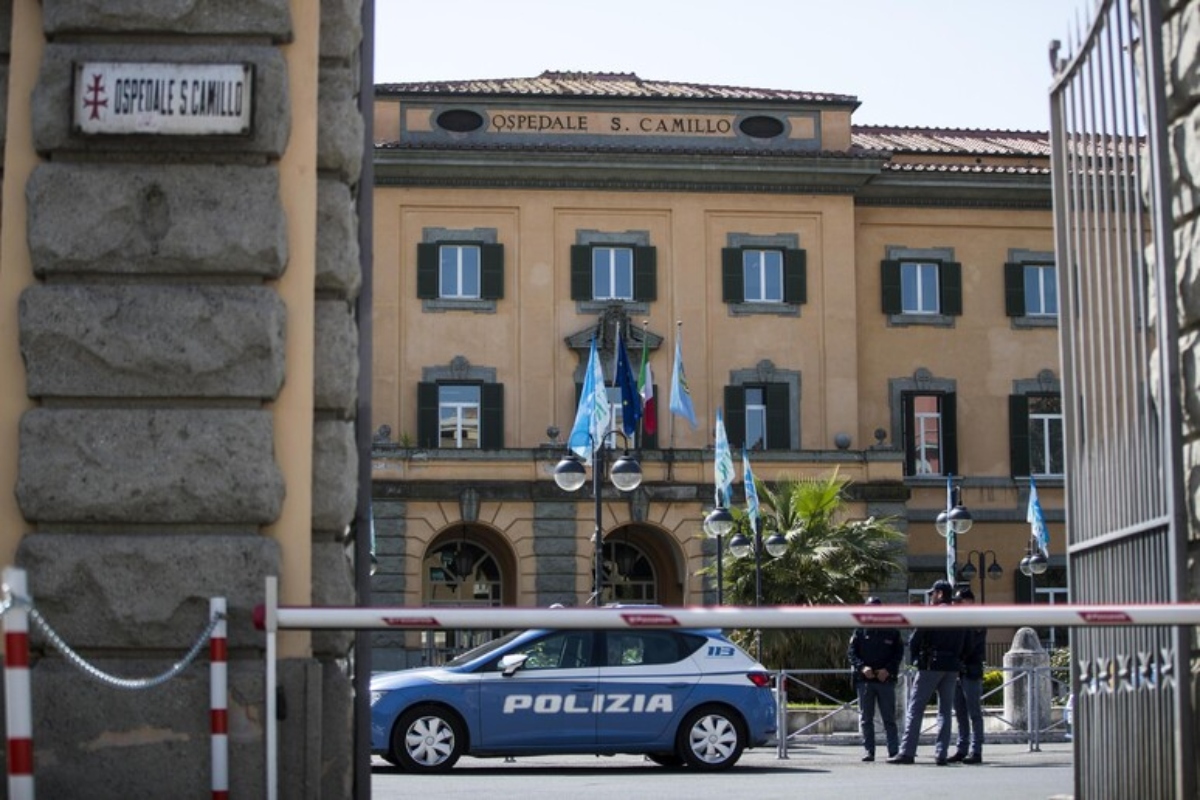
top-left (677, 705), bottom-right (745, 770)
top-left (392, 704), bottom-right (466, 772)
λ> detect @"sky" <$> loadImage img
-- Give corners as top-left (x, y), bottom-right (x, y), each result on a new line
top-left (373, 0), bottom-right (1090, 132)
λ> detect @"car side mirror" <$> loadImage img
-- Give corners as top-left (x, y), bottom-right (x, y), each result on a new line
top-left (499, 653), bottom-right (529, 677)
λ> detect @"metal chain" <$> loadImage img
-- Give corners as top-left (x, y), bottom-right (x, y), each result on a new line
top-left (3, 590), bottom-right (225, 690)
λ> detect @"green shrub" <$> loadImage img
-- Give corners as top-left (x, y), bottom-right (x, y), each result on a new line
top-left (982, 669), bottom-right (1004, 702)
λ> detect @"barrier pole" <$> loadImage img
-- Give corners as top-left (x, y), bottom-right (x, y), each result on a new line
top-left (264, 577), bottom-right (278, 800)
top-left (3, 566), bottom-right (34, 800)
top-left (210, 598), bottom-right (228, 800)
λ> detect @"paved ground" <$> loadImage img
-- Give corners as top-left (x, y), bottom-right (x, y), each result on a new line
top-left (373, 741), bottom-right (1075, 800)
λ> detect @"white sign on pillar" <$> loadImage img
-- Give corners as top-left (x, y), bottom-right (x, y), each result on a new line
top-left (73, 61), bottom-right (254, 136)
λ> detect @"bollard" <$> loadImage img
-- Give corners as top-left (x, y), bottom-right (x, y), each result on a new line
top-left (1003, 627), bottom-right (1051, 750)
top-left (3, 567), bottom-right (35, 800)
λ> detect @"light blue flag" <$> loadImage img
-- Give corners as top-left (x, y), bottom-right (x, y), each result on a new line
top-left (714, 409), bottom-right (734, 506)
top-left (669, 335), bottom-right (698, 429)
top-left (743, 448), bottom-right (760, 532)
top-left (567, 337), bottom-right (610, 464)
top-left (614, 327), bottom-right (642, 437)
top-left (1028, 476), bottom-right (1049, 556)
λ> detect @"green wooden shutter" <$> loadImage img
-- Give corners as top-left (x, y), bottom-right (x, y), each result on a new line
top-left (783, 248), bottom-right (807, 305)
top-left (902, 393), bottom-right (917, 475)
top-left (570, 245), bottom-right (591, 300)
top-left (417, 382), bottom-right (440, 448)
top-left (481, 244), bottom-right (504, 299)
top-left (722, 248), bottom-right (744, 304)
top-left (633, 246), bottom-right (657, 301)
top-left (724, 385), bottom-right (746, 448)
top-left (417, 243), bottom-right (440, 298)
top-left (1004, 262), bottom-right (1026, 316)
top-left (881, 260), bottom-right (902, 314)
top-left (1009, 394), bottom-right (1031, 477)
top-left (940, 261), bottom-right (963, 316)
top-left (765, 383), bottom-right (791, 451)
top-left (941, 392), bottom-right (959, 476)
top-left (481, 383), bottom-right (504, 449)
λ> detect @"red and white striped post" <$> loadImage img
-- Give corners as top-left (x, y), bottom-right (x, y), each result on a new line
top-left (210, 597), bottom-right (228, 800)
top-left (3, 566), bottom-right (35, 800)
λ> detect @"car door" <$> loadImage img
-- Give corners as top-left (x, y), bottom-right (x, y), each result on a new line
top-left (595, 630), bottom-right (697, 748)
top-left (476, 630), bottom-right (600, 751)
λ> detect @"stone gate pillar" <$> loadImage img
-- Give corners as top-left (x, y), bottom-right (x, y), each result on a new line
top-left (1003, 627), bottom-right (1052, 736)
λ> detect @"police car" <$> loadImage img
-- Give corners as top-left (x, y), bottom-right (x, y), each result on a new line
top-left (370, 626), bottom-right (776, 772)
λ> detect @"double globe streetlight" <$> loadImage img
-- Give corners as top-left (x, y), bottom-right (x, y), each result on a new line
top-left (703, 505), bottom-right (786, 607)
top-left (958, 549), bottom-right (1003, 604)
top-left (554, 441), bottom-right (642, 605)
top-left (935, 477), bottom-right (974, 585)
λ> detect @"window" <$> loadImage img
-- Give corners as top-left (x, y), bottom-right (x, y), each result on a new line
top-left (417, 240), bottom-right (504, 301)
top-left (570, 243), bottom-right (656, 302)
top-left (724, 384), bottom-right (790, 451)
top-left (438, 244), bottom-right (480, 299)
top-left (1005, 261), bottom-right (1058, 318)
top-left (722, 246), bottom-right (806, 305)
top-left (417, 381), bottom-right (504, 449)
top-left (881, 257), bottom-right (962, 318)
top-left (1009, 393), bottom-right (1064, 477)
top-left (901, 391), bottom-right (958, 477)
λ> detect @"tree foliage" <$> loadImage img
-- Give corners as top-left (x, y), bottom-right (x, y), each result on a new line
top-left (705, 472), bottom-right (906, 688)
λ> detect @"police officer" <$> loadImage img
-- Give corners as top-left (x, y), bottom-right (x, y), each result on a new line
top-left (888, 580), bottom-right (969, 765)
top-left (848, 597), bottom-right (904, 761)
top-left (949, 586), bottom-right (987, 763)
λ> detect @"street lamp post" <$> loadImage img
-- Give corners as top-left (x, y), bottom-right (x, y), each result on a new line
top-left (554, 439), bottom-right (643, 605)
top-left (1019, 538), bottom-right (1049, 602)
top-left (703, 504), bottom-right (735, 605)
top-left (935, 476), bottom-right (973, 584)
top-left (958, 549), bottom-right (1003, 604)
top-left (728, 517), bottom-right (787, 661)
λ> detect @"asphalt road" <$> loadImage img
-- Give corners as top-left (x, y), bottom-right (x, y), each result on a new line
top-left (372, 741), bottom-right (1075, 800)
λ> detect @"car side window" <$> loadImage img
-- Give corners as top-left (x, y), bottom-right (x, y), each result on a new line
top-left (512, 632), bottom-right (593, 670)
top-left (604, 632), bottom-right (680, 667)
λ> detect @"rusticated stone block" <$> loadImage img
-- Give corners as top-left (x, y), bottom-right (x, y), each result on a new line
top-left (27, 161), bottom-right (286, 277)
top-left (17, 408), bottom-right (285, 524)
top-left (317, 65), bottom-right (364, 185)
top-left (311, 539), bottom-right (355, 657)
top-left (32, 43), bottom-right (289, 157)
top-left (28, 658), bottom-right (265, 799)
top-left (43, 0), bottom-right (291, 39)
top-left (21, 284), bottom-right (286, 399)
top-left (315, 299), bottom-right (358, 414)
top-left (320, 0), bottom-right (364, 62)
top-left (312, 419), bottom-right (357, 533)
top-left (316, 178), bottom-right (362, 297)
top-left (16, 532), bottom-right (279, 650)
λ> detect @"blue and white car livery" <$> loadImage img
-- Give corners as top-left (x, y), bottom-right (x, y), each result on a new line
top-left (370, 627), bottom-right (776, 771)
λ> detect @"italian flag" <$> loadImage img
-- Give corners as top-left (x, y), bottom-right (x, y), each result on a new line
top-left (638, 336), bottom-right (656, 436)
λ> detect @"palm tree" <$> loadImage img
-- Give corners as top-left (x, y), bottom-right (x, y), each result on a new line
top-left (711, 472), bottom-right (906, 693)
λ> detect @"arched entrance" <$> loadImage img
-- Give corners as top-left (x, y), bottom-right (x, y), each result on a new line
top-left (601, 525), bottom-right (683, 605)
top-left (421, 524), bottom-right (515, 663)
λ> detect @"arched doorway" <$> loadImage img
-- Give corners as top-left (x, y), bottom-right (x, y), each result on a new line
top-left (601, 525), bottom-right (683, 605)
top-left (421, 524), bottom-right (514, 664)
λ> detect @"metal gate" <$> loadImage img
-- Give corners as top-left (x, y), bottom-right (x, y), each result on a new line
top-left (1049, 1), bottom-right (1195, 797)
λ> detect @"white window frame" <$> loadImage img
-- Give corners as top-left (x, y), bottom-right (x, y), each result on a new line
top-left (913, 395), bottom-right (942, 475)
top-left (901, 261), bottom-right (940, 314)
top-left (592, 246), bottom-right (634, 301)
top-left (742, 249), bottom-right (784, 303)
top-left (439, 244), bottom-right (481, 299)
top-left (745, 386), bottom-right (768, 450)
top-left (438, 385), bottom-right (481, 449)
top-left (1024, 264), bottom-right (1058, 317)
top-left (1029, 397), bottom-right (1065, 477)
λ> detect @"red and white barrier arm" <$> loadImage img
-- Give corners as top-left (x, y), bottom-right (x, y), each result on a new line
top-left (210, 598), bottom-right (228, 800)
top-left (4, 567), bottom-right (35, 800)
top-left (254, 597), bottom-right (1200, 632)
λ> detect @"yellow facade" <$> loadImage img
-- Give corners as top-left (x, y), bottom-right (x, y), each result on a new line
top-left (369, 73), bottom-right (1063, 667)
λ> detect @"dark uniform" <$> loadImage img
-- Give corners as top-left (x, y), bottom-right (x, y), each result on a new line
top-left (950, 586), bottom-right (987, 763)
top-left (889, 580), bottom-right (969, 765)
top-left (847, 598), bottom-right (904, 760)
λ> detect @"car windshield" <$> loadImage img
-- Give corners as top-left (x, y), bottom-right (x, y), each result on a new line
top-left (444, 629), bottom-right (526, 667)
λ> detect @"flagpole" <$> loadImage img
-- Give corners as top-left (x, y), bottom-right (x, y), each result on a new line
top-left (670, 321), bottom-right (680, 451)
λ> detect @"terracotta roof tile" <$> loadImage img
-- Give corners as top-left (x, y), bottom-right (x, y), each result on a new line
top-left (851, 126), bottom-right (1051, 156)
top-left (377, 70), bottom-right (859, 105)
